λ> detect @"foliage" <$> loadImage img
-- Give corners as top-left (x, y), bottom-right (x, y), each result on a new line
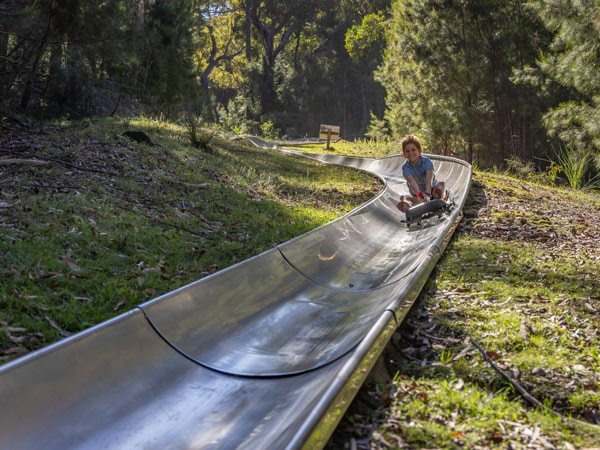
top-left (141, 0), bottom-right (200, 112)
top-left (184, 115), bottom-right (214, 151)
top-left (379, 0), bottom-right (552, 166)
top-left (556, 145), bottom-right (598, 190)
top-left (238, 0), bottom-right (391, 138)
top-left (193, 2), bottom-right (246, 91)
top-left (527, 0), bottom-right (600, 153)
top-left (364, 111), bottom-right (390, 141)
top-left (543, 159), bottom-right (562, 185)
top-left (504, 156), bottom-right (538, 182)
top-left (0, 1), bottom-right (390, 138)
top-left (505, 149), bottom-right (600, 191)
top-left (0, 0), bottom-right (201, 118)
top-left (259, 120), bottom-right (280, 140)
top-left (345, 12), bottom-right (386, 63)
top-left (1, 0), bottom-right (599, 173)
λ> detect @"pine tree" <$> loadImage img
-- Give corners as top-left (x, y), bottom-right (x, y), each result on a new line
top-left (528, 0), bottom-right (600, 152)
top-left (379, 0), bottom-right (549, 166)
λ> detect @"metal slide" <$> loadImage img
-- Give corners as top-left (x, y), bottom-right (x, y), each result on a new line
top-left (0, 146), bottom-right (472, 450)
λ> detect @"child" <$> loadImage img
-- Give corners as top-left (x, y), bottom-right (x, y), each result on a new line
top-left (397, 134), bottom-right (445, 212)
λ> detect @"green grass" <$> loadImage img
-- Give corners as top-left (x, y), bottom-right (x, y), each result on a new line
top-left (0, 117), bottom-right (380, 359)
top-left (284, 138), bottom-right (401, 158)
top-left (381, 374), bottom-right (534, 448)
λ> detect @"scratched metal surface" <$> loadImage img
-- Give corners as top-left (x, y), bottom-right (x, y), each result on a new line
top-left (0, 149), bottom-right (471, 450)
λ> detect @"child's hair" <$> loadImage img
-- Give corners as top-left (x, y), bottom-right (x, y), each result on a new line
top-left (401, 134), bottom-right (422, 152)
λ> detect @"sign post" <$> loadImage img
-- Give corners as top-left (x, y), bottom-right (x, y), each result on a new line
top-left (319, 124), bottom-right (340, 150)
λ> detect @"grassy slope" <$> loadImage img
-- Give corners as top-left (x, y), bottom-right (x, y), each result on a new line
top-left (0, 118), bottom-right (380, 360)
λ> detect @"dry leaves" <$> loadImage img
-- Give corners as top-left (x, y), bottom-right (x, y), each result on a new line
top-left (466, 178), bottom-right (600, 262)
top-left (0, 320), bottom-right (44, 362)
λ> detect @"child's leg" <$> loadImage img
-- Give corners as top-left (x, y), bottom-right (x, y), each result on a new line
top-left (397, 195), bottom-right (414, 212)
top-left (433, 182), bottom-right (446, 199)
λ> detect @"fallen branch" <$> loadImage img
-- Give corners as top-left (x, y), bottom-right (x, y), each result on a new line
top-left (0, 158), bottom-right (49, 166)
top-left (470, 337), bottom-right (546, 410)
top-left (471, 337), bottom-right (600, 428)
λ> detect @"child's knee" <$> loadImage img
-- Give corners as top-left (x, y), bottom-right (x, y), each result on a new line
top-left (433, 182), bottom-right (445, 199)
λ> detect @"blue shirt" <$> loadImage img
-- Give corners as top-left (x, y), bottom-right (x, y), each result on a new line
top-left (402, 155), bottom-right (437, 195)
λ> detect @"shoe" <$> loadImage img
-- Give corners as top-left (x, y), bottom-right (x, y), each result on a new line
top-left (397, 198), bottom-right (411, 212)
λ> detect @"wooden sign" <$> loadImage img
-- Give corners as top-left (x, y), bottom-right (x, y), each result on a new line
top-left (319, 124), bottom-right (340, 149)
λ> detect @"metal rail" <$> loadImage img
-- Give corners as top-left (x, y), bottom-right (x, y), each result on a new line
top-left (0, 144), bottom-right (472, 450)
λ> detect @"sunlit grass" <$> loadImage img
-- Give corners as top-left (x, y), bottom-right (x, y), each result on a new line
top-left (381, 374), bottom-right (534, 448)
top-left (0, 117), bottom-right (379, 362)
top-left (283, 138), bottom-right (400, 158)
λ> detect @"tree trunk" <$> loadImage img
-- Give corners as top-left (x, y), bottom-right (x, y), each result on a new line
top-left (0, 32), bottom-right (7, 99)
top-left (494, 97), bottom-right (505, 166)
top-left (21, 0), bottom-right (54, 112)
top-left (244, 1), bottom-right (252, 61)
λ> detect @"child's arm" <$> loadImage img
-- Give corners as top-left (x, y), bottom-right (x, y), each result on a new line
top-left (405, 175), bottom-right (420, 197)
top-left (425, 170), bottom-right (434, 197)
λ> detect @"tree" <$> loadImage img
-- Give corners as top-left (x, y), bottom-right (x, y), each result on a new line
top-left (133, 0), bottom-right (199, 112)
top-left (0, 0), bottom-right (390, 137)
top-left (527, 0), bottom-right (600, 153)
top-left (345, 12), bottom-right (386, 63)
top-left (344, 11), bottom-right (388, 135)
top-left (379, 0), bottom-right (549, 166)
top-left (230, 0), bottom-right (390, 137)
top-left (240, 0), bottom-right (335, 115)
top-left (0, 0), bottom-right (203, 118)
top-left (193, 1), bottom-right (245, 91)
top-left (0, 0), bottom-right (139, 117)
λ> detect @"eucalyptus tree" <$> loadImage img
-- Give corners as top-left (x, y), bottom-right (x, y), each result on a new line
top-left (195, 2), bottom-right (245, 91)
top-left (228, 0), bottom-right (390, 137)
top-left (344, 10), bottom-right (388, 136)
top-left (239, 0), bottom-right (333, 115)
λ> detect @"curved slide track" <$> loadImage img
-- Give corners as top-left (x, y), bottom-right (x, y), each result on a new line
top-left (0, 142), bottom-right (472, 450)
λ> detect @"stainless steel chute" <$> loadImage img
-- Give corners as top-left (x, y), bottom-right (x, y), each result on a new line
top-left (0, 148), bottom-right (471, 450)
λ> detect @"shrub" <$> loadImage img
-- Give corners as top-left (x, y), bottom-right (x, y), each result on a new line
top-left (556, 145), bottom-right (597, 190)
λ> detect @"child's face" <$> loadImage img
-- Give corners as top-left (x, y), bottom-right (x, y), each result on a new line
top-left (403, 143), bottom-right (421, 164)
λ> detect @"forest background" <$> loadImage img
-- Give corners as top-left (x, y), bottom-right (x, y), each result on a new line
top-left (1, 0), bottom-right (599, 174)
top-left (2, 2), bottom-right (600, 447)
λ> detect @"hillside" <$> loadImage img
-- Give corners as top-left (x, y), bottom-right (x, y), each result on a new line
top-left (1, 117), bottom-right (599, 448)
top-left (0, 117), bottom-right (379, 360)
